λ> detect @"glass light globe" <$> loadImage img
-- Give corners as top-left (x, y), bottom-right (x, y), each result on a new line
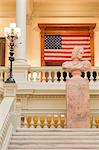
top-left (10, 23), bottom-right (16, 29)
top-left (4, 27), bottom-right (11, 37)
top-left (4, 23), bottom-right (21, 38)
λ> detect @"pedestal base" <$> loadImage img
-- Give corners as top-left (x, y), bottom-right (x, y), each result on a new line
top-left (66, 77), bottom-right (90, 128)
top-left (12, 61), bottom-right (30, 83)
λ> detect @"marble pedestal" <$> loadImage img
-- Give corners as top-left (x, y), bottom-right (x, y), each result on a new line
top-left (66, 77), bottom-right (90, 128)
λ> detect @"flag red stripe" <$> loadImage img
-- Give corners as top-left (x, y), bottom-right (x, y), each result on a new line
top-left (45, 51), bottom-right (91, 54)
top-left (62, 48), bottom-right (90, 50)
top-left (62, 43), bottom-right (90, 46)
top-left (62, 39), bottom-right (90, 41)
top-left (45, 60), bottom-right (91, 62)
top-left (45, 55), bottom-right (91, 58)
top-left (62, 35), bottom-right (90, 37)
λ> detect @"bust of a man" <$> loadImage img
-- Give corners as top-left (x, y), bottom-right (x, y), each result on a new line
top-left (62, 46), bottom-right (91, 74)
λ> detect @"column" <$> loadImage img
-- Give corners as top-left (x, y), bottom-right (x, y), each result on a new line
top-left (13, 0), bottom-right (30, 82)
top-left (16, 0), bottom-right (26, 63)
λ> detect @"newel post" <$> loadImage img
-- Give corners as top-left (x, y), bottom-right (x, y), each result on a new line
top-left (4, 83), bottom-right (17, 98)
top-left (4, 83), bottom-right (18, 129)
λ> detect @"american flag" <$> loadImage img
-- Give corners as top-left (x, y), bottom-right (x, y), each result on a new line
top-left (44, 35), bottom-right (91, 62)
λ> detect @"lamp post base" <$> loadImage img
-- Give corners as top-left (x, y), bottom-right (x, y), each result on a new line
top-left (5, 77), bottom-right (16, 83)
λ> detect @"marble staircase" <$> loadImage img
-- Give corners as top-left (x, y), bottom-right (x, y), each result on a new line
top-left (8, 128), bottom-right (99, 150)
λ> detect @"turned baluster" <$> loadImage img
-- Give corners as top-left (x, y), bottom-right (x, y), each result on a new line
top-left (36, 71), bottom-right (40, 82)
top-left (30, 72), bottom-right (34, 81)
top-left (54, 71), bottom-right (58, 82)
top-left (47, 115), bottom-right (52, 128)
top-left (84, 71), bottom-right (88, 79)
top-left (90, 71), bottom-right (93, 81)
top-left (21, 116), bottom-right (25, 128)
top-left (42, 71), bottom-right (46, 82)
top-left (95, 117), bottom-right (99, 128)
top-left (60, 115), bottom-right (66, 128)
top-left (26, 115), bottom-right (31, 128)
top-left (33, 115), bottom-right (38, 128)
top-left (95, 71), bottom-right (99, 81)
top-left (24, 115), bottom-right (27, 128)
top-left (60, 70), bottom-right (64, 82)
top-left (53, 115), bottom-right (59, 128)
top-left (66, 72), bottom-right (69, 80)
top-left (48, 71), bottom-right (52, 82)
top-left (40, 116), bottom-right (45, 128)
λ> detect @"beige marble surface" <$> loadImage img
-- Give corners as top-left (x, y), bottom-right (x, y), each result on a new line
top-left (66, 77), bottom-right (90, 128)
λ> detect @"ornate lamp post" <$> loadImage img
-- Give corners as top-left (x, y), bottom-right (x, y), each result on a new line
top-left (4, 23), bottom-right (21, 83)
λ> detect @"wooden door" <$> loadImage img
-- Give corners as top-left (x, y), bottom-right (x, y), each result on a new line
top-left (0, 38), bottom-right (5, 66)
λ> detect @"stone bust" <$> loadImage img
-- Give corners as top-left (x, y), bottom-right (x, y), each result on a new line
top-left (62, 46), bottom-right (91, 76)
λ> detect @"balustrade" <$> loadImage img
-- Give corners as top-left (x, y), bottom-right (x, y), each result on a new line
top-left (0, 66), bottom-right (99, 83)
top-left (21, 113), bottom-right (99, 129)
top-left (90, 116), bottom-right (99, 128)
top-left (21, 113), bottom-right (66, 128)
top-left (29, 66), bottom-right (99, 83)
top-left (0, 67), bottom-right (8, 82)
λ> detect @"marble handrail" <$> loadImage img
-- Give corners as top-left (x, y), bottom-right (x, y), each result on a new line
top-left (28, 66), bottom-right (99, 82)
top-left (0, 97), bottom-right (16, 149)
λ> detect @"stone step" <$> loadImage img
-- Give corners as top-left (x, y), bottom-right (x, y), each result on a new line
top-left (8, 128), bottom-right (99, 150)
top-left (8, 147), bottom-right (99, 150)
top-left (16, 128), bottom-right (99, 132)
top-left (9, 139), bottom-right (99, 144)
top-left (11, 135), bottom-right (99, 140)
top-left (8, 149), bottom-right (98, 150)
top-left (12, 132), bottom-right (99, 136)
top-left (8, 144), bottom-right (99, 149)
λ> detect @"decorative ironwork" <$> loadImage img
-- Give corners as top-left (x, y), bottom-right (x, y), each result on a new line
top-left (4, 23), bottom-right (21, 83)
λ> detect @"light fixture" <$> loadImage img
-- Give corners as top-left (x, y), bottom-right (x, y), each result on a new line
top-left (4, 23), bottom-right (21, 83)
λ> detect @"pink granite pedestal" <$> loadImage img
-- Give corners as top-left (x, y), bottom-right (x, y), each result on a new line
top-left (66, 77), bottom-right (90, 128)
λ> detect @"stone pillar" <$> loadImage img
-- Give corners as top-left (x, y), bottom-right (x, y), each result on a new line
top-left (4, 83), bottom-right (17, 97)
top-left (66, 77), bottom-right (90, 128)
top-left (16, 0), bottom-right (26, 63)
top-left (4, 83), bottom-right (21, 128)
top-left (13, 0), bottom-right (30, 82)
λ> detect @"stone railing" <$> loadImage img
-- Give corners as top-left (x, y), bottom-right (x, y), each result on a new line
top-left (21, 112), bottom-right (66, 128)
top-left (90, 116), bottom-right (99, 128)
top-left (0, 97), bottom-right (16, 150)
top-left (20, 112), bottom-right (99, 129)
top-left (0, 66), bottom-right (8, 82)
top-left (0, 66), bottom-right (99, 83)
top-left (28, 66), bottom-right (99, 83)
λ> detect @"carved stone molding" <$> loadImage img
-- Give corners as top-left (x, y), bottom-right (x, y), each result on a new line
top-left (17, 94), bottom-right (65, 99)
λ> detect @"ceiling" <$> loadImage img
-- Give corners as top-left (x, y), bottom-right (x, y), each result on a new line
top-left (0, 0), bottom-right (99, 18)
